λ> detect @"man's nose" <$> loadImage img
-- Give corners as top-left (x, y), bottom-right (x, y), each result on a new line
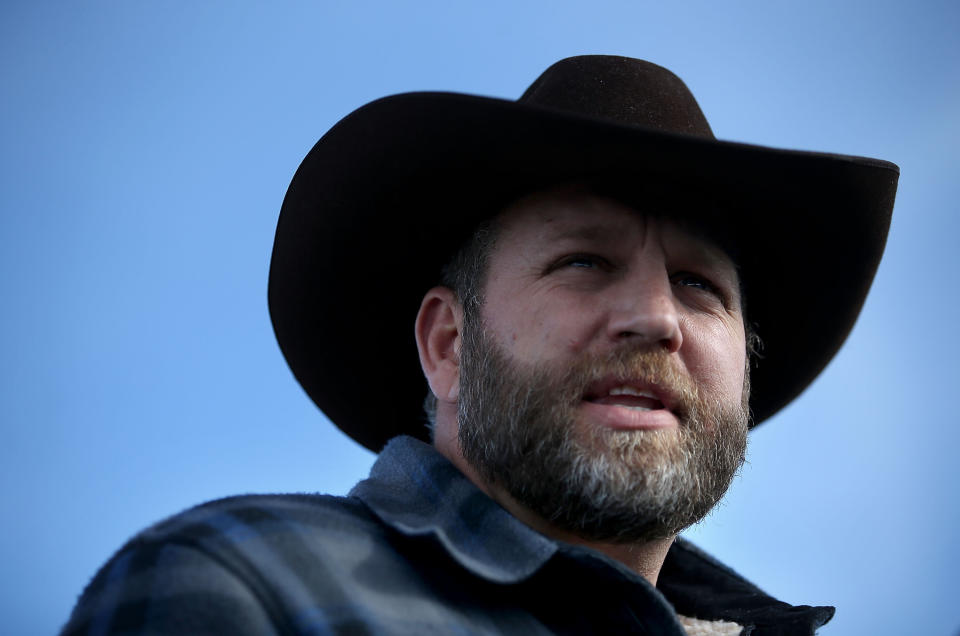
top-left (604, 273), bottom-right (682, 353)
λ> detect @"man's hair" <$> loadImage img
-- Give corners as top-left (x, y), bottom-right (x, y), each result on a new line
top-left (423, 219), bottom-right (498, 429)
top-left (422, 217), bottom-right (762, 431)
top-left (440, 220), bottom-right (499, 320)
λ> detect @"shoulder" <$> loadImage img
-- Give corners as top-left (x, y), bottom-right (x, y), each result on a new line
top-left (61, 493), bottom-right (386, 635)
top-left (127, 492), bottom-right (390, 583)
top-left (137, 492), bottom-right (382, 547)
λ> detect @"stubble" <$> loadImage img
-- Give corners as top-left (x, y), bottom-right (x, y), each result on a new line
top-left (457, 318), bottom-right (749, 543)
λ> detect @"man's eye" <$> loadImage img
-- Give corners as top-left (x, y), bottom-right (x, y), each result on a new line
top-left (560, 254), bottom-right (609, 269)
top-left (672, 272), bottom-right (719, 295)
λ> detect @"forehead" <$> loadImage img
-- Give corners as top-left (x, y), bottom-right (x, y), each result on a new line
top-left (493, 188), bottom-right (737, 269)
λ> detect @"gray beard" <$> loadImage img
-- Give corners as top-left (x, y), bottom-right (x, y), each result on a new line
top-left (456, 315), bottom-right (749, 543)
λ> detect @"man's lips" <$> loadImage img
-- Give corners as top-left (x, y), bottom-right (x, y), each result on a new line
top-left (581, 380), bottom-right (680, 430)
top-left (587, 386), bottom-right (664, 411)
top-left (582, 379), bottom-right (676, 412)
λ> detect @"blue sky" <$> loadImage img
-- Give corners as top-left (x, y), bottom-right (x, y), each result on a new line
top-left (2, 2), bottom-right (958, 634)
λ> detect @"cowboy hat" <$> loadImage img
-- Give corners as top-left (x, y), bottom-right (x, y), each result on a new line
top-left (268, 55), bottom-right (898, 452)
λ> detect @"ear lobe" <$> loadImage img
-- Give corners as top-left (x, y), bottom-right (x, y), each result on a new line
top-left (415, 287), bottom-right (464, 403)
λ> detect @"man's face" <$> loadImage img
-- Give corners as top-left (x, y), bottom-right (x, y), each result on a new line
top-left (455, 189), bottom-right (749, 542)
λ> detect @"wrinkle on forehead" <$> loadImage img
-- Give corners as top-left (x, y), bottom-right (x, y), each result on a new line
top-left (497, 187), bottom-right (733, 263)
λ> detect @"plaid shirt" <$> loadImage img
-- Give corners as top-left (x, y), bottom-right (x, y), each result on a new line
top-left (61, 436), bottom-right (833, 635)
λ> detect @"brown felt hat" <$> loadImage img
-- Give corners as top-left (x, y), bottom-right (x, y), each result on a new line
top-left (268, 55), bottom-right (899, 452)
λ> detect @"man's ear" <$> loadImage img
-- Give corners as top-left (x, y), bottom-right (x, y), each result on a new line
top-left (415, 287), bottom-right (464, 403)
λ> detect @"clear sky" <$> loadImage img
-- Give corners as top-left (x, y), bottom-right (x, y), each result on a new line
top-left (2, 1), bottom-right (958, 634)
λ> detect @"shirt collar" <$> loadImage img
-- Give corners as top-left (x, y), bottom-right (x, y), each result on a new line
top-left (349, 435), bottom-right (557, 584)
top-left (349, 435), bottom-right (834, 633)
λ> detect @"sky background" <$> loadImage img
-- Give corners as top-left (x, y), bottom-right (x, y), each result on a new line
top-left (2, 1), bottom-right (958, 634)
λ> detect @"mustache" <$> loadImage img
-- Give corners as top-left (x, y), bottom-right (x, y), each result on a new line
top-left (520, 344), bottom-right (701, 423)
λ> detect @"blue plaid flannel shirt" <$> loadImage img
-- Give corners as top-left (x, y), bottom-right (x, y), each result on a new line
top-left (61, 436), bottom-right (833, 634)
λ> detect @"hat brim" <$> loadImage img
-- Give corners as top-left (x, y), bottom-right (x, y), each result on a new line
top-left (269, 92), bottom-right (898, 452)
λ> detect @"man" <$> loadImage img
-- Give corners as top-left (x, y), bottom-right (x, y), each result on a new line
top-left (61, 56), bottom-right (898, 635)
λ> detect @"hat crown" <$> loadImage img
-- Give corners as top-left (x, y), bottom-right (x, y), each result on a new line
top-left (519, 56), bottom-right (714, 139)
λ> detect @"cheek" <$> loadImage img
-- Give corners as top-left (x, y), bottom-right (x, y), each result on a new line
top-left (681, 319), bottom-right (747, 400)
top-left (486, 294), bottom-right (602, 359)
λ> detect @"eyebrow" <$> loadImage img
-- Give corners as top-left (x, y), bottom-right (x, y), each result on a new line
top-left (544, 221), bottom-right (734, 268)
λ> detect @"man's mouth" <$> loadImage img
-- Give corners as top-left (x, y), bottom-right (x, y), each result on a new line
top-left (583, 385), bottom-right (669, 412)
top-left (580, 378), bottom-right (681, 431)
top-left (587, 386), bottom-right (664, 411)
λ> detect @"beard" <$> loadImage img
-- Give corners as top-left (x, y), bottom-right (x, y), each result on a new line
top-left (456, 317), bottom-right (749, 544)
